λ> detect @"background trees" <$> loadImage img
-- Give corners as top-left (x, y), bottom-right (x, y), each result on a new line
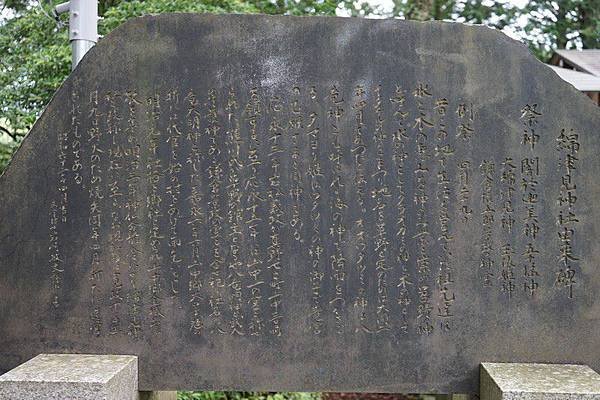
top-left (522, 0), bottom-right (600, 59)
top-left (0, 0), bottom-right (598, 173)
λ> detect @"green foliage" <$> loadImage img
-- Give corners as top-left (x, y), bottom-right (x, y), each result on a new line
top-left (522, 0), bottom-right (600, 61)
top-left (99, 0), bottom-right (259, 32)
top-left (459, 0), bottom-right (518, 30)
top-left (243, 0), bottom-right (341, 15)
top-left (392, 0), bottom-right (516, 25)
top-left (1, 0), bottom-right (30, 12)
top-left (0, 133), bottom-right (18, 172)
top-left (177, 392), bottom-right (321, 400)
top-left (0, 2), bottom-right (70, 150)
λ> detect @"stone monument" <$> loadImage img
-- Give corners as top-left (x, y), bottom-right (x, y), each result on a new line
top-left (0, 13), bottom-right (599, 394)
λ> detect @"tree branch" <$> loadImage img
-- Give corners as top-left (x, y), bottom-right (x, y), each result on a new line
top-left (0, 124), bottom-right (19, 142)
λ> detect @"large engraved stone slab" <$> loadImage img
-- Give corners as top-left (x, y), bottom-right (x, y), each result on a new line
top-left (1, 13), bottom-right (599, 394)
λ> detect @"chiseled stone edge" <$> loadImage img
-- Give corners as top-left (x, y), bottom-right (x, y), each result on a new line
top-left (0, 354), bottom-right (138, 400)
top-left (481, 363), bottom-right (600, 400)
top-left (481, 365), bottom-right (504, 400)
top-left (105, 355), bottom-right (138, 400)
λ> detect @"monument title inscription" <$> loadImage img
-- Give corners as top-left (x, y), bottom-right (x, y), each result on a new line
top-left (1, 13), bottom-right (599, 394)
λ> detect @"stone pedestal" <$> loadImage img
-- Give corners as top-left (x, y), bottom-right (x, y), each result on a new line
top-left (481, 362), bottom-right (600, 400)
top-left (0, 354), bottom-right (138, 400)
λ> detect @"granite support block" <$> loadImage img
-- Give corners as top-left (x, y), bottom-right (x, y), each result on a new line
top-left (480, 363), bottom-right (600, 400)
top-left (0, 354), bottom-right (138, 400)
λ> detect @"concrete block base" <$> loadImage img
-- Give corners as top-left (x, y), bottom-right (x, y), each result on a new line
top-left (481, 362), bottom-right (600, 400)
top-left (0, 354), bottom-right (138, 400)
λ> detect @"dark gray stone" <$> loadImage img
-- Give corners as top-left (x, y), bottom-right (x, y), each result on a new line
top-left (1, 12), bottom-right (599, 394)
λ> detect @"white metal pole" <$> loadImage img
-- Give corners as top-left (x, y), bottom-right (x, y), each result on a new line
top-left (54, 0), bottom-right (99, 70)
top-left (72, 39), bottom-right (96, 68)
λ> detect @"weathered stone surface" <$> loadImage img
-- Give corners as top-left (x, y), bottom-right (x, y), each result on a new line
top-left (480, 363), bottom-right (600, 400)
top-left (0, 354), bottom-right (138, 400)
top-left (1, 12), bottom-right (600, 394)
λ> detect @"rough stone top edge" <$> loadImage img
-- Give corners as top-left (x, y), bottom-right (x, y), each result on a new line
top-left (482, 362), bottom-right (595, 368)
top-left (102, 11), bottom-right (526, 49)
top-left (481, 363), bottom-right (600, 394)
top-left (5, 9), bottom-right (595, 186)
top-left (0, 354), bottom-right (138, 384)
top-left (77, 11), bottom-right (600, 139)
